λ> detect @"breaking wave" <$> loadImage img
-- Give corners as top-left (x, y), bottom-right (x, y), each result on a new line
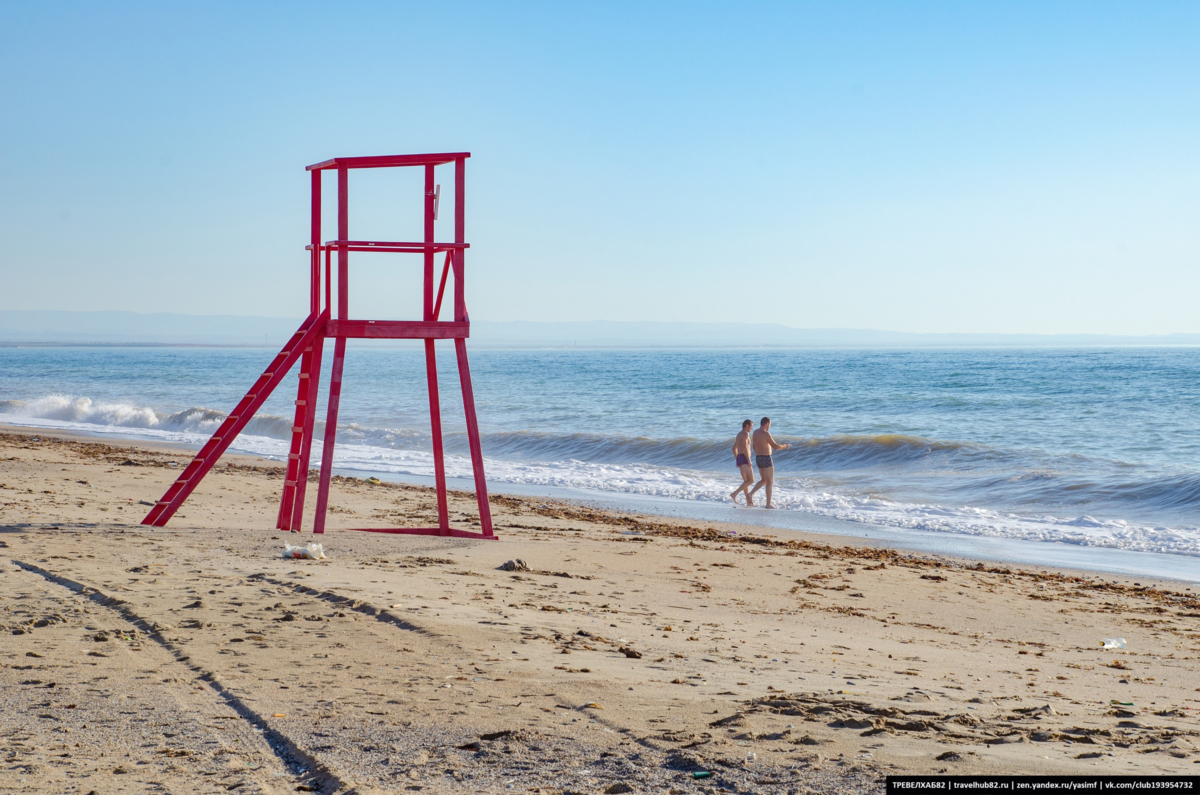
top-left (3, 393), bottom-right (1199, 557)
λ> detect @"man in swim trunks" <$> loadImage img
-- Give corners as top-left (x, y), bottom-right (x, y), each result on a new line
top-left (748, 417), bottom-right (791, 509)
top-left (729, 419), bottom-right (755, 505)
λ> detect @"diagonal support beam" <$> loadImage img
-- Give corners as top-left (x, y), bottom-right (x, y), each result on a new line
top-left (142, 312), bottom-right (328, 527)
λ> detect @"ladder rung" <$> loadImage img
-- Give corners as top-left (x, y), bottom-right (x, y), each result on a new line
top-left (299, 374), bottom-right (310, 380)
top-left (288, 453), bottom-right (300, 460)
top-left (285, 480), bottom-right (297, 487)
top-left (156, 500), bottom-right (171, 506)
top-left (228, 415), bottom-right (239, 421)
top-left (295, 400), bottom-right (306, 406)
top-left (262, 373), bottom-right (274, 378)
top-left (292, 426), bottom-right (303, 433)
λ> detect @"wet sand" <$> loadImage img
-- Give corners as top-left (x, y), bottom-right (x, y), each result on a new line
top-left (2, 428), bottom-right (1198, 794)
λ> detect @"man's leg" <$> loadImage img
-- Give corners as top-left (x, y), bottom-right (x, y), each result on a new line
top-left (730, 465), bottom-right (750, 502)
top-left (763, 468), bottom-right (775, 508)
top-left (740, 465), bottom-right (755, 505)
top-left (748, 468), bottom-right (765, 501)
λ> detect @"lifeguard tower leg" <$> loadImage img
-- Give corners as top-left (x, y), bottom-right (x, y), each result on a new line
top-left (455, 337), bottom-right (494, 536)
top-left (276, 326), bottom-right (325, 530)
top-left (425, 339), bottom-right (451, 533)
top-left (312, 337), bottom-right (347, 535)
top-left (287, 335), bottom-right (325, 532)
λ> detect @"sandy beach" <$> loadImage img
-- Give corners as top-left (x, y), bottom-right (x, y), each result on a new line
top-left (2, 427), bottom-right (1198, 794)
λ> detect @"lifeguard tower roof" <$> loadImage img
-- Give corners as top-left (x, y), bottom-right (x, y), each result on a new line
top-left (306, 152), bottom-right (470, 171)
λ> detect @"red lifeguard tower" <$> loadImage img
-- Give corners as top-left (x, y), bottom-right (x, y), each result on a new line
top-left (142, 153), bottom-right (495, 539)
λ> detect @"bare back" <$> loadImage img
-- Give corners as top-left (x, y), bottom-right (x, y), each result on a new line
top-left (752, 428), bottom-right (777, 455)
top-left (732, 430), bottom-right (752, 458)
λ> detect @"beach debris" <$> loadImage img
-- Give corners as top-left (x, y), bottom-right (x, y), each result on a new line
top-left (618, 646), bottom-right (642, 659)
top-left (283, 543), bottom-right (326, 560)
top-left (1100, 638), bottom-right (1126, 649)
top-left (936, 751), bottom-right (975, 762)
top-left (498, 559), bottom-right (529, 572)
top-left (365, 477), bottom-right (383, 485)
top-left (479, 730), bottom-right (513, 741)
top-left (1110, 700), bottom-right (1135, 707)
top-left (692, 771), bottom-right (712, 779)
top-left (745, 752), bottom-right (757, 761)
top-left (583, 702), bottom-right (603, 709)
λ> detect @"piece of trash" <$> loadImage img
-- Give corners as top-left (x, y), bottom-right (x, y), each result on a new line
top-left (272, 713), bottom-right (286, 718)
top-left (365, 477), bottom-right (382, 485)
top-left (498, 559), bottom-right (529, 572)
top-left (1110, 700), bottom-right (1135, 706)
top-left (390, 604), bottom-right (403, 609)
top-left (692, 771), bottom-right (712, 779)
top-left (620, 530), bottom-right (643, 536)
top-left (583, 702), bottom-right (603, 709)
top-left (1100, 638), bottom-right (1126, 649)
top-left (282, 543), bottom-right (326, 560)
top-left (479, 730), bottom-right (513, 741)
top-left (745, 752), bottom-right (756, 761)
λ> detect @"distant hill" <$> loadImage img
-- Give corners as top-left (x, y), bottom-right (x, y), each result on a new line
top-left (0, 310), bottom-right (303, 346)
top-left (1, 310), bottom-right (1198, 348)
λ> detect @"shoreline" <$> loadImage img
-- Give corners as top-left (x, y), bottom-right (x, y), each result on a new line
top-left (3, 422), bottom-right (1197, 586)
top-left (2, 427), bottom-right (1199, 792)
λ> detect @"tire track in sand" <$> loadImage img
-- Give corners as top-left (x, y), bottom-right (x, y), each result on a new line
top-left (10, 558), bottom-right (345, 794)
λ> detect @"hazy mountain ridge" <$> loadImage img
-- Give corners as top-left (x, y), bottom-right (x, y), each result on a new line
top-left (2, 310), bottom-right (1198, 348)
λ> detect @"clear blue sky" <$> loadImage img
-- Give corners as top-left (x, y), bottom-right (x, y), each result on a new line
top-left (2, 2), bottom-right (1198, 334)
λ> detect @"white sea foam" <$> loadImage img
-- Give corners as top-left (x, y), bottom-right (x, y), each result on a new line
top-left (4, 402), bottom-right (1199, 558)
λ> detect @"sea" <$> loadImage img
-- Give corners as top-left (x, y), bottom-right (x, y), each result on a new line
top-left (3, 345), bottom-right (1198, 581)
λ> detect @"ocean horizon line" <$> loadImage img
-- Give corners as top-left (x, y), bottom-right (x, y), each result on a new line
top-left (3, 309), bottom-right (1200, 348)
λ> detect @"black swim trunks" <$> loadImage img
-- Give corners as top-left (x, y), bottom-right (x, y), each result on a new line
top-left (735, 453), bottom-right (749, 467)
top-left (756, 455), bottom-right (773, 469)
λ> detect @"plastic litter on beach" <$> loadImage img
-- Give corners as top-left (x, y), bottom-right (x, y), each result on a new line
top-left (692, 771), bottom-right (712, 779)
top-left (1100, 638), bottom-right (1126, 649)
top-left (498, 559), bottom-right (529, 572)
top-left (282, 543), bottom-right (326, 560)
top-left (1110, 700), bottom-right (1135, 706)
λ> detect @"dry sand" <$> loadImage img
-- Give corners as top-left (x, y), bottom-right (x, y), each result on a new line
top-left (1, 427), bottom-right (1198, 794)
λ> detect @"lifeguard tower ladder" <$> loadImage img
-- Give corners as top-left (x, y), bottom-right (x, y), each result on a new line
top-left (142, 153), bottom-right (495, 539)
